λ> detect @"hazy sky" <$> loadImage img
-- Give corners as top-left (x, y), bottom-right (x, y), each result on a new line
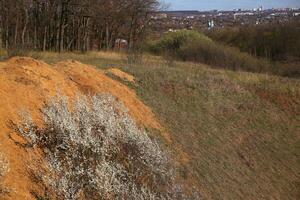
top-left (163, 0), bottom-right (300, 11)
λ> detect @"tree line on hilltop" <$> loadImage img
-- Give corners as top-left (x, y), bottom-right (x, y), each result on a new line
top-left (205, 21), bottom-right (300, 62)
top-left (0, 0), bottom-right (160, 52)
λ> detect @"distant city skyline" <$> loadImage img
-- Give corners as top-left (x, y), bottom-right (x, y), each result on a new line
top-left (163, 0), bottom-right (300, 11)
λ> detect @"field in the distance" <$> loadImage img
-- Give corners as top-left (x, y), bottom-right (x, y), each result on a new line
top-left (14, 51), bottom-right (300, 199)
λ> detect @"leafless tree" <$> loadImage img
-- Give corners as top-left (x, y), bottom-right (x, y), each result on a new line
top-left (0, 0), bottom-right (160, 52)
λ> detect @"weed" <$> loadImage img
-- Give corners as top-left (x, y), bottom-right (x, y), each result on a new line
top-left (0, 152), bottom-right (9, 195)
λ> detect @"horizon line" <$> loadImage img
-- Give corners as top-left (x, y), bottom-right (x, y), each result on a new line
top-left (162, 7), bottom-right (299, 12)
top-left (164, 6), bottom-right (300, 12)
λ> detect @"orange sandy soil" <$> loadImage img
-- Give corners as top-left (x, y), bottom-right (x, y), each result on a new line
top-left (106, 68), bottom-right (135, 83)
top-left (0, 57), bottom-right (169, 200)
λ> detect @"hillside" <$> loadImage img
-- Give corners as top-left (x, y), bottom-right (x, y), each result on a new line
top-left (0, 52), bottom-right (299, 199)
top-left (0, 57), bottom-right (169, 199)
top-left (31, 51), bottom-right (300, 199)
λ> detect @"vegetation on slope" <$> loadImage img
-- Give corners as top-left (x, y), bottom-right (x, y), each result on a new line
top-left (205, 21), bottom-right (300, 62)
top-left (30, 51), bottom-right (299, 200)
top-left (0, 56), bottom-right (170, 199)
top-left (205, 22), bottom-right (300, 77)
top-left (146, 30), bottom-right (274, 74)
top-left (15, 94), bottom-right (190, 200)
top-left (146, 30), bottom-right (300, 77)
top-left (127, 62), bottom-right (299, 199)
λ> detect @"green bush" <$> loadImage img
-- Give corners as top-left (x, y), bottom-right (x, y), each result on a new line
top-left (147, 30), bottom-right (211, 55)
top-left (147, 30), bottom-right (272, 74)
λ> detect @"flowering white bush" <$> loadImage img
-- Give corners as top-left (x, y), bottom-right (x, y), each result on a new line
top-left (16, 94), bottom-right (189, 200)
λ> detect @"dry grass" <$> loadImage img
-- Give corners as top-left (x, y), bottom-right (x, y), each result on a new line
top-left (106, 68), bottom-right (135, 83)
top-left (0, 153), bottom-right (8, 179)
top-left (125, 62), bottom-right (299, 200)
top-left (0, 48), bottom-right (7, 60)
top-left (19, 51), bottom-right (300, 199)
top-left (0, 152), bottom-right (9, 195)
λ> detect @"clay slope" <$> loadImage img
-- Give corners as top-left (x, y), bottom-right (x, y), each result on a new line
top-left (0, 57), bottom-right (166, 200)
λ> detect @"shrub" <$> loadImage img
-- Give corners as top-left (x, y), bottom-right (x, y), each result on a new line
top-left (16, 94), bottom-right (189, 200)
top-left (178, 39), bottom-right (270, 73)
top-left (147, 30), bottom-right (211, 56)
top-left (147, 30), bottom-right (271, 74)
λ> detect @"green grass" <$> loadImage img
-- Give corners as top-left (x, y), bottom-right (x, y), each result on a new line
top-left (13, 51), bottom-right (300, 199)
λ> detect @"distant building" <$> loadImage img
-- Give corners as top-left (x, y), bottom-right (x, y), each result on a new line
top-left (234, 12), bottom-right (254, 20)
top-left (149, 8), bottom-right (300, 33)
top-left (187, 16), bottom-right (195, 19)
top-left (168, 29), bottom-right (176, 32)
top-left (208, 20), bottom-right (215, 29)
top-left (151, 13), bottom-right (167, 20)
top-left (294, 13), bottom-right (300, 16)
top-left (115, 39), bottom-right (128, 50)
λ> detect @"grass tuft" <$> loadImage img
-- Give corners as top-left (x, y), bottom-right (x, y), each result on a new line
top-left (0, 152), bottom-right (9, 195)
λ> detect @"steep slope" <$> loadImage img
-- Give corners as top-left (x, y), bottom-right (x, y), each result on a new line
top-left (0, 57), bottom-right (167, 200)
top-left (24, 52), bottom-right (300, 199)
top-left (122, 61), bottom-right (300, 200)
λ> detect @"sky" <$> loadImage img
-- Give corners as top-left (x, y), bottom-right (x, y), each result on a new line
top-left (163, 0), bottom-right (300, 11)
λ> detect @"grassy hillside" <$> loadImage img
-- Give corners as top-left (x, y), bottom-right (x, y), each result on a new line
top-left (145, 30), bottom-right (273, 75)
top-left (11, 52), bottom-right (300, 199)
top-left (145, 30), bottom-right (300, 78)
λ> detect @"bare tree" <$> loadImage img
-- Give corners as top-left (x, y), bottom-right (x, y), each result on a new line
top-left (0, 0), bottom-right (160, 52)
